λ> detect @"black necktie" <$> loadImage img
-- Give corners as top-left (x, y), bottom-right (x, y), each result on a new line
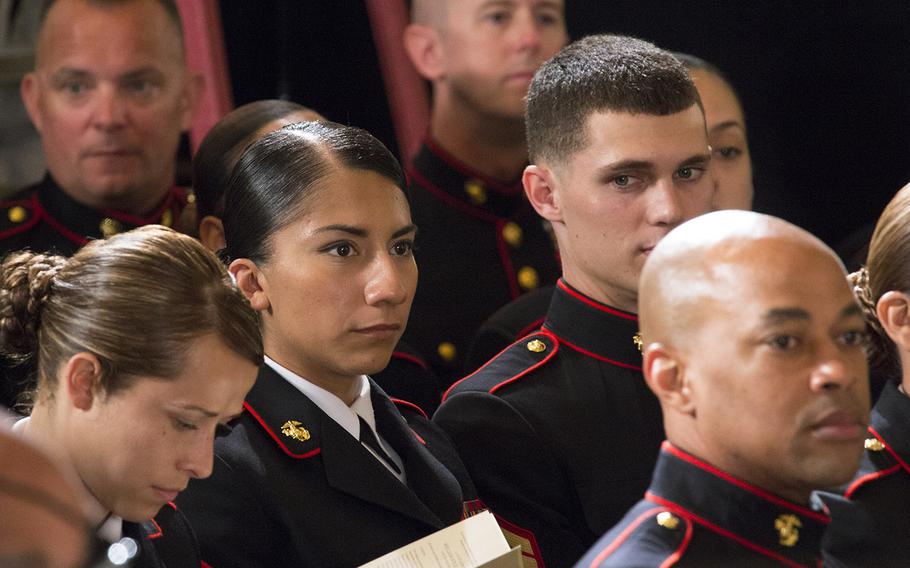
top-left (358, 415), bottom-right (402, 475)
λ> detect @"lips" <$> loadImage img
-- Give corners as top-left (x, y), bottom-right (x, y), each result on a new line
top-left (810, 410), bottom-right (867, 442)
top-left (353, 323), bottom-right (402, 338)
top-left (152, 486), bottom-right (184, 502)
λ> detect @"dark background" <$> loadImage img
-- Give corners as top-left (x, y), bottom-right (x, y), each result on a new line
top-left (219, 1), bottom-right (910, 251)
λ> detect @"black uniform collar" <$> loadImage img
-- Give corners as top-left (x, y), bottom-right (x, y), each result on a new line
top-left (409, 135), bottom-right (529, 220)
top-left (35, 174), bottom-right (186, 246)
top-left (868, 380), bottom-right (910, 472)
top-left (648, 442), bottom-right (829, 567)
top-left (542, 279), bottom-right (642, 370)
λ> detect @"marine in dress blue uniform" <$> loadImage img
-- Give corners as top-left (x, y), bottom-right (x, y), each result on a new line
top-left (576, 443), bottom-right (830, 568)
top-left (821, 379), bottom-right (910, 567)
top-left (405, 137), bottom-right (561, 384)
top-left (176, 363), bottom-right (480, 568)
top-left (434, 279), bottom-right (663, 568)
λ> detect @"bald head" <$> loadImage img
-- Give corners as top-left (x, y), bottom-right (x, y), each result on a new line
top-left (0, 428), bottom-right (88, 568)
top-left (410, 0), bottom-right (447, 27)
top-left (640, 210), bottom-right (869, 503)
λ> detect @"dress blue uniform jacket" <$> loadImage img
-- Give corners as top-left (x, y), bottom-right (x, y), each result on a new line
top-left (176, 364), bottom-right (478, 568)
top-left (822, 380), bottom-right (910, 567)
top-left (123, 502), bottom-right (202, 568)
top-left (434, 279), bottom-right (664, 568)
top-left (577, 443), bottom-right (830, 568)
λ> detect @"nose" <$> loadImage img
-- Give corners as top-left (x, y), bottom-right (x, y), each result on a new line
top-left (364, 254), bottom-right (410, 306)
top-left (513, 9), bottom-right (542, 53)
top-left (645, 180), bottom-right (684, 228)
top-left (180, 433), bottom-right (215, 480)
top-left (809, 344), bottom-right (864, 393)
top-left (91, 85), bottom-right (127, 131)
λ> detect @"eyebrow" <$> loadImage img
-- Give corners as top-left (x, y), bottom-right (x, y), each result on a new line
top-left (48, 68), bottom-right (91, 83)
top-left (760, 302), bottom-right (864, 326)
top-left (709, 120), bottom-right (746, 134)
top-left (314, 223), bottom-right (417, 239)
top-left (178, 404), bottom-right (218, 418)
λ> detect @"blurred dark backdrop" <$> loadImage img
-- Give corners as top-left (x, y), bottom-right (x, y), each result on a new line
top-left (220, 1), bottom-right (910, 250)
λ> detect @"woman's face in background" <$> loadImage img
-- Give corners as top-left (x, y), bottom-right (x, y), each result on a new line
top-left (253, 167), bottom-right (417, 383)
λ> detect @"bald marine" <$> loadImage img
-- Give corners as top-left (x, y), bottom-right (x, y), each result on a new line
top-left (577, 210), bottom-right (870, 567)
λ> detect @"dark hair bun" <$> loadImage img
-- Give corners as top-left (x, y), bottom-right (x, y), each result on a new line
top-left (0, 251), bottom-right (66, 358)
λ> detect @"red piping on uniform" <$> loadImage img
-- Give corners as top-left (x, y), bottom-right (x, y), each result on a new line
top-left (390, 398), bottom-right (429, 421)
top-left (99, 185), bottom-right (183, 225)
top-left (661, 442), bottom-right (829, 523)
top-left (845, 464), bottom-right (902, 499)
top-left (0, 199), bottom-right (42, 240)
top-left (661, 517), bottom-right (693, 568)
top-left (201, 562), bottom-right (214, 568)
top-left (41, 205), bottom-right (89, 245)
top-left (587, 507), bottom-right (667, 567)
top-left (495, 219), bottom-right (521, 299)
top-left (516, 316), bottom-right (546, 339)
top-left (489, 330), bottom-right (559, 395)
top-left (146, 517), bottom-right (163, 539)
top-left (549, 332), bottom-right (642, 371)
top-left (423, 136), bottom-right (523, 196)
top-left (407, 166), bottom-right (501, 224)
top-left (646, 493), bottom-right (812, 568)
top-left (870, 426), bottom-right (910, 476)
top-left (557, 280), bottom-right (638, 321)
top-left (243, 401), bottom-right (322, 459)
top-left (442, 330), bottom-right (553, 401)
top-left (391, 351), bottom-right (429, 371)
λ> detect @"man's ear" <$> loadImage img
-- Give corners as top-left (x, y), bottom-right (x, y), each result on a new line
top-left (179, 71), bottom-right (205, 131)
top-left (403, 23), bottom-right (445, 81)
top-left (643, 343), bottom-right (695, 415)
top-left (198, 216), bottom-right (225, 253)
top-left (230, 258), bottom-right (271, 311)
top-left (61, 353), bottom-right (103, 411)
top-left (20, 73), bottom-right (44, 133)
top-left (876, 291), bottom-right (910, 351)
top-left (523, 164), bottom-right (563, 224)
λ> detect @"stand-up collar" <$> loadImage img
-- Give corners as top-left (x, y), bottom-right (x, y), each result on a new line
top-left (35, 174), bottom-right (186, 245)
top-left (409, 136), bottom-right (528, 220)
top-left (542, 279), bottom-right (642, 370)
top-left (648, 443), bottom-right (829, 567)
top-left (868, 380), bottom-right (910, 473)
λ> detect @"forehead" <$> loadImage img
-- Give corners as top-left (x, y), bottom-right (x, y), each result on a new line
top-left (290, 167), bottom-right (410, 228)
top-left (565, 106), bottom-right (708, 169)
top-left (37, 0), bottom-right (184, 74)
top-left (445, 0), bottom-right (564, 19)
top-left (689, 70), bottom-right (745, 126)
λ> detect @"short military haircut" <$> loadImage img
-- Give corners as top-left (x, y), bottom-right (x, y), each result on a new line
top-left (526, 34), bottom-right (702, 167)
top-left (39, 0), bottom-right (184, 48)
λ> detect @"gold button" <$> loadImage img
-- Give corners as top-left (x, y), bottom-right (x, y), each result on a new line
top-left (517, 266), bottom-right (539, 291)
top-left (656, 512), bottom-right (679, 530)
top-left (438, 342), bottom-right (457, 362)
top-left (464, 180), bottom-right (487, 205)
top-left (502, 222), bottom-right (523, 248)
top-left (7, 206), bottom-right (27, 224)
top-left (526, 339), bottom-right (546, 353)
top-left (865, 437), bottom-right (885, 452)
top-left (99, 218), bottom-right (122, 238)
top-left (160, 209), bottom-right (173, 227)
top-left (633, 332), bottom-right (643, 353)
top-left (186, 192), bottom-right (196, 204)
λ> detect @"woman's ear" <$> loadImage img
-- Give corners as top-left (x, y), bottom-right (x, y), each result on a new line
top-left (643, 343), bottom-right (695, 416)
top-left (61, 353), bottom-right (103, 411)
top-left (198, 216), bottom-right (226, 253)
top-left (230, 259), bottom-right (271, 311)
top-left (876, 291), bottom-right (910, 351)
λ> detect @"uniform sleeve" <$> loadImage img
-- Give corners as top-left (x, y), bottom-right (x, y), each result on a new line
top-left (176, 454), bottom-right (276, 568)
top-left (434, 390), bottom-right (589, 567)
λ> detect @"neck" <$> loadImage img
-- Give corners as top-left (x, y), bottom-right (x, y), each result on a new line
top-left (266, 352), bottom-right (361, 407)
top-left (561, 266), bottom-right (638, 313)
top-left (64, 177), bottom-right (174, 216)
top-left (429, 97), bottom-right (528, 181)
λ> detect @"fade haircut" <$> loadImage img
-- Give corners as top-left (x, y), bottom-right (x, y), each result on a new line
top-left (39, 0), bottom-right (184, 50)
top-left (526, 34), bottom-right (702, 167)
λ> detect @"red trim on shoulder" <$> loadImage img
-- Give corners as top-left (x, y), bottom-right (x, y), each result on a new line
top-left (661, 442), bottom-right (828, 523)
top-left (557, 280), bottom-right (637, 321)
top-left (845, 464), bottom-right (902, 499)
top-left (587, 507), bottom-right (667, 568)
top-left (661, 516), bottom-right (692, 568)
top-left (549, 331), bottom-right (642, 371)
top-left (442, 330), bottom-right (553, 401)
top-left (242, 401), bottom-right (322, 459)
top-left (490, 329), bottom-right (559, 395)
top-left (423, 136), bottom-right (523, 196)
top-left (516, 316), bottom-right (546, 340)
top-left (146, 517), bottom-right (163, 539)
top-left (390, 350), bottom-right (429, 371)
top-left (39, 190), bottom-right (89, 246)
top-left (495, 219), bottom-right (521, 299)
top-left (646, 493), bottom-right (811, 568)
top-left (407, 166), bottom-right (500, 224)
top-left (493, 513), bottom-right (546, 567)
top-left (0, 198), bottom-right (42, 241)
top-left (870, 425), bottom-right (910, 476)
top-left (411, 429), bottom-right (427, 445)
top-left (391, 397), bottom-right (429, 421)
top-left (201, 562), bottom-right (213, 568)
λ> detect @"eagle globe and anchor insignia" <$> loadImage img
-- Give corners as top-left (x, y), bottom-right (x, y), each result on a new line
top-left (281, 420), bottom-right (311, 442)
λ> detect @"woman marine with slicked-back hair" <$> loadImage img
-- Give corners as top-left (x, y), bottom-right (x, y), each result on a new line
top-left (177, 121), bottom-right (477, 568)
top-left (823, 182), bottom-right (910, 567)
top-left (0, 225), bottom-right (262, 568)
